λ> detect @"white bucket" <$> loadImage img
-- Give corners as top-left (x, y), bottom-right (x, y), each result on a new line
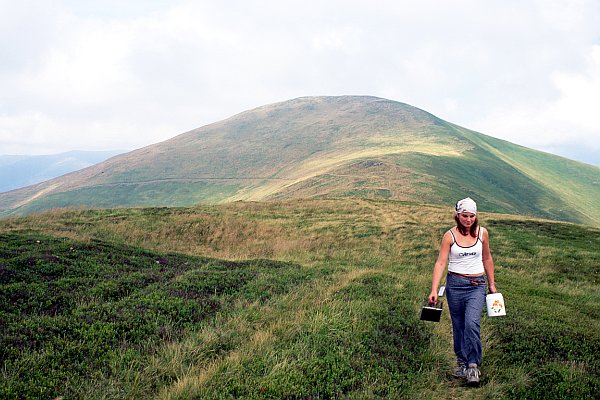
top-left (486, 292), bottom-right (506, 317)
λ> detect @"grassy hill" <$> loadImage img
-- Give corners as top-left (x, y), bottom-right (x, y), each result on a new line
top-left (1, 199), bottom-right (598, 399)
top-left (1, 96), bottom-right (599, 227)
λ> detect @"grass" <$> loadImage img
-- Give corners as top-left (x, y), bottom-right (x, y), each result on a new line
top-left (0, 233), bottom-right (321, 399)
top-left (1, 198), bottom-right (598, 399)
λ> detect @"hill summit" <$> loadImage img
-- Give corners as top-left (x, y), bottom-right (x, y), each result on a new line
top-left (1, 96), bottom-right (599, 226)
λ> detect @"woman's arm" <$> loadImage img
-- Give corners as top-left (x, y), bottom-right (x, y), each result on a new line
top-left (428, 231), bottom-right (452, 305)
top-left (482, 227), bottom-right (497, 293)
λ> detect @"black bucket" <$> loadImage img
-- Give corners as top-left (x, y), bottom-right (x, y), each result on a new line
top-left (420, 300), bottom-right (443, 322)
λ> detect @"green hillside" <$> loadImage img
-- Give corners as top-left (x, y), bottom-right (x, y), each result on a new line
top-left (1, 96), bottom-right (599, 226)
top-left (1, 199), bottom-right (598, 399)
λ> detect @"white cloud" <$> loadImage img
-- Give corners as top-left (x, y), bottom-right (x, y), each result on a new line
top-left (470, 44), bottom-right (600, 160)
top-left (24, 20), bottom-right (134, 107)
top-left (551, 45), bottom-right (600, 133)
top-left (0, 0), bottom-right (599, 165)
top-left (535, 0), bottom-right (593, 33)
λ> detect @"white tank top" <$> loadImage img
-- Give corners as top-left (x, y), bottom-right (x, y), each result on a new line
top-left (447, 227), bottom-right (485, 275)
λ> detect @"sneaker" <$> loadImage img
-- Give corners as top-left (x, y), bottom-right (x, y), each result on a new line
top-left (465, 363), bottom-right (480, 385)
top-left (452, 363), bottom-right (466, 378)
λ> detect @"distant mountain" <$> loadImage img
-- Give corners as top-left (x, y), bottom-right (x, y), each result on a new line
top-left (0, 150), bottom-right (123, 193)
top-left (1, 96), bottom-right (599, 226)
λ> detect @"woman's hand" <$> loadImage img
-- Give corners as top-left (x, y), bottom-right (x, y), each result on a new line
top-left (488, 282), bottom-right (497, 294)
top-left (428, 291), bottom-right (438, 305)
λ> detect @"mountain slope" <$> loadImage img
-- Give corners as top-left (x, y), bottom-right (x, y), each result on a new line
top-left (0, 96), bottom-right (599, 226)
top-left (0, 150), bottom-right (123, 192)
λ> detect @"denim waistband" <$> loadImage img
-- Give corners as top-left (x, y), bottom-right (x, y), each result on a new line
top-left (448, 271), bottom-right (486, 285)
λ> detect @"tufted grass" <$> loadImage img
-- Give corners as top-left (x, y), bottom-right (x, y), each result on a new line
top-left (1, 198), bottom-right (598, 399)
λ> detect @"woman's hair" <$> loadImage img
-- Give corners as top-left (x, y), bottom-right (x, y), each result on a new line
top-left (454, 214), bottom-right (479, 237)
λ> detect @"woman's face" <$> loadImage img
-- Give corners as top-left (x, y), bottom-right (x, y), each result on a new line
top-left (458, 212), bottom-right (476, 227)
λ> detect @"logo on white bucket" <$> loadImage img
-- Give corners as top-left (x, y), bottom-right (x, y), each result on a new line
top-left (486, 293), bottom-right (506, 317)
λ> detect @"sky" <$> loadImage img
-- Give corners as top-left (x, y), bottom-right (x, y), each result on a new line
top-left (1, 0), bottom-right (599, 166)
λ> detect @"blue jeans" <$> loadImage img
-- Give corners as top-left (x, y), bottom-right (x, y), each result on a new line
top-left (446, 273), bottom-right (486, 366)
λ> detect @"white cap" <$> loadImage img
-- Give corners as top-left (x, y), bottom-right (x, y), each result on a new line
top-left (455, 197), bottom-right (477, 214)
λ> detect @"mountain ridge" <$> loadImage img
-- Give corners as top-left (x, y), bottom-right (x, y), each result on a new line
top-left (0, 150), bottom-right (123, 192)
top-left (1, 96), bottom-right (599, 226)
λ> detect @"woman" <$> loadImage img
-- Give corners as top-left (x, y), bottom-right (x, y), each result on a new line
top-left (428, 197), bottom-right (496, 385)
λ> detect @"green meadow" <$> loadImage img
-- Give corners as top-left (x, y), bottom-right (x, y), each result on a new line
top-left (1, 199), bottom-right (598, 399)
